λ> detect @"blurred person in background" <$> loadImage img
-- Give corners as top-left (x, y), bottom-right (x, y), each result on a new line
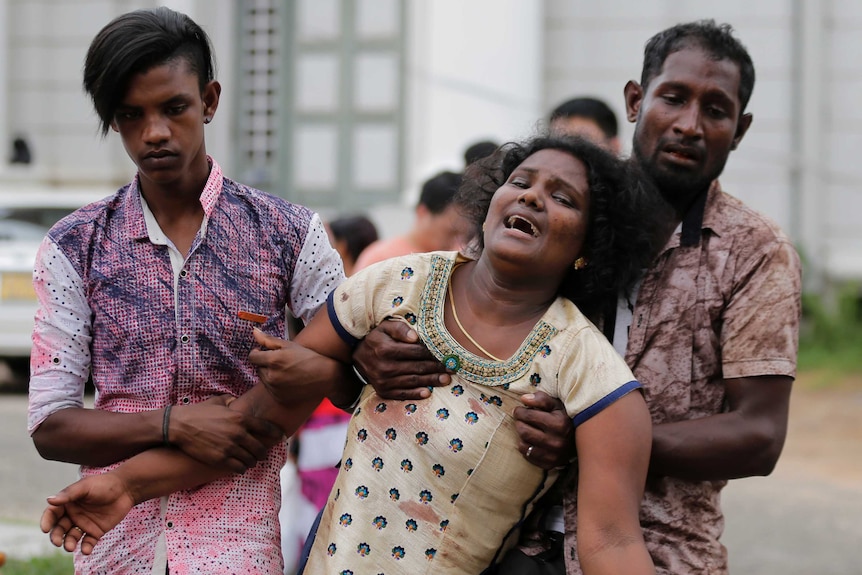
top-left (548, 97), bottom-right (621, 155)
top-left (326, 215), bottom-right (379, 276)
top-left (353, 170), bottom-right (470, 271)
top-left (463, 139), bottom-right (499, 167)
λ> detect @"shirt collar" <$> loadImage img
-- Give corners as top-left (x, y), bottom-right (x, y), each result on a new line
top-left (125, 156), bottom-right (224, 241)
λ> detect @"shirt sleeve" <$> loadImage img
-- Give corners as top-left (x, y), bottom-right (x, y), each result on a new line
top-left (289, 213), bottom-right (346, 325)
top-left (721, 238), bottom-right (801, 379)
top-left (28, 237), bottom-right (93, 434)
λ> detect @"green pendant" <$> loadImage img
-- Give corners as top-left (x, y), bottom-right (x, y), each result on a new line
top-left (443, 354), bottom-right (461, 372)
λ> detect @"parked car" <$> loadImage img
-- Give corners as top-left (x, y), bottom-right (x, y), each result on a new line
top-left (0, 188), bottom-right (112, 368)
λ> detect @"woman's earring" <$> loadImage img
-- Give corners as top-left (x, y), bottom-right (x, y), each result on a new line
top-left (204, 117), bottom-right (212, 124)
top-left (482, 222), bottom-right (486, 232)
top-left (573, 256), bottom-right (588, 270)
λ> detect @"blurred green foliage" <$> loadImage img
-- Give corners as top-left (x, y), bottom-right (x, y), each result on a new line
top-left (2, 553), bottom-right (72, 575)
top-left (798, 283), bottom-right (862, 378)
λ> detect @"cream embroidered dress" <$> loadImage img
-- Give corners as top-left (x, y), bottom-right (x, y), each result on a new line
top-left (305, 251), bottom-right (639, 575)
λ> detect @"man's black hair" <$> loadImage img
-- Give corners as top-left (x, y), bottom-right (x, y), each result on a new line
top-left (83, 7), bottom-right (216, 136)
top-left (640, 19), bottom-right (755, 114)
top-left (463, 141), bottom-right (499, 167)
top-left (328, 215), bottom-right (379, 263)
top-left (548, 97), bottom-right (618, 139)
top-left (419, 171), bottom-right (463, 215)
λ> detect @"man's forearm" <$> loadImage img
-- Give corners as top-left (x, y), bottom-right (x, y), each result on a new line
top-left (650, 375), bottom-right (792, 481)
top-left (33, 408), bottom-right (164, 467)
top-left (108, 386), bottom-right (317, 504)
top-left (117, 447), bottom-right (224, 504)
top-left (650, 412), bottom-right (783, 480)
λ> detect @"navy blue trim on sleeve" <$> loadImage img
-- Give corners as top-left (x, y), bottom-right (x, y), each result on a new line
top-left (571, 380), bottom-right (642, 428)
top-left (326, 290), bottom-right (360, 348)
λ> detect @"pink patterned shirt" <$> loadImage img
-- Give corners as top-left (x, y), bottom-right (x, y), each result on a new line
top-left (28, 159), bottom-right (344, 574)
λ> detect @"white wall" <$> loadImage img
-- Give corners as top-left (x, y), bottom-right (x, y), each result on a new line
top-left (403, 0), bottom-right (544, 200)
top-left (358, 0), bottom-right (546, 239)
top-left (822, 0), bottom-right (862, 282)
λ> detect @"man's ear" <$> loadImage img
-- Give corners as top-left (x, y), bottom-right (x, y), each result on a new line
top-left (110, 120), bottom-right (119, 133)
top-left (624, 80), bottom-right (643, 123)
top-left (202, 80), bottom-right (222, 120)
top-left (730, 112), bottom-right (753, 151)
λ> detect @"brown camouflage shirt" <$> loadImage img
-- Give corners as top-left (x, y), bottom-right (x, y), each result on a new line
top-left (525, 182), bottom-right (802, 575)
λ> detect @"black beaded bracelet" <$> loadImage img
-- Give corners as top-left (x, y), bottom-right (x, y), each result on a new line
top-left (162, 404), bottom-right (173, 446)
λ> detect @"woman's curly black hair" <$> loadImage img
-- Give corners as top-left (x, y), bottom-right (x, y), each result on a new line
top-left (456, 135), bottom-right (666, 319)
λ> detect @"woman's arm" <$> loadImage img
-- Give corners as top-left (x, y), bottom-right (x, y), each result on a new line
top-left (41, 310), bottom-right (354, 553)
top-left (575, 390), bottom-right (655, 575)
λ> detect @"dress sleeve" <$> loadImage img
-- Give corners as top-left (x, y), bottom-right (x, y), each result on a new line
top-left (325, 258), bottom-right (405, 346)
top-left (289, 213), bottom-right (346, 324)
top-left (556, 321), bottom-right (641, 428)
top-left (28, 237), bottom-right (92, 434)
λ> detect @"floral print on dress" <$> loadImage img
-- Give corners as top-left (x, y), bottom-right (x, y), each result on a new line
top-left (405, 312), bottom-right (417, 325)
top-left (400, 459), bottom-right (413, 472)
top-left (356, 429), bottom-right (367, 442)
top-left (530, 373), bottom-right (541, 387)
top-left (371, 457), bottom-right (384, 472)
top-left (355, 485), bottom-right (370, 499)
top-left (479, 393), bottom-right (502, 407)
top-left (449, 438), bottom-right (463, 452)
top-left (465, 412), bottom-right (478, 425)
top-left (419, 489), bottom-right (433, 503)
top-left (539, 344), bottom-right (552, 358)
top-left (389, 488), bottom-right (400, 501)
top-left (392, 296), bottom-right (403, 307)
top-left (357, 542), bottom-right (371, 556)
top-left (436, 408), bottom-right (449, 420)
top-left (405, 403), bottom-right (417, 415)
top-left (385, 428), bottom-right (397, 441)
top-left (405, 519), bottom-right (418, 532)
top-left (339, 513), bottom-right (352, 527)
top-left (451, 385), bottom-right (464, 396)
top-left (372, 516), bottom-right (387, 529)
top-left (400, 267), bottom-right (414, 280)
top-left (432, 464), bottom-right (445, 477)
top-left (392, 546), bottom-right (406, 560)
top-left (415, 431), bottom-right (429, 445)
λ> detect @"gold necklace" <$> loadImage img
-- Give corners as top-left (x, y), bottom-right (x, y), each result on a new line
top-left (447, 274), bottom-right (505, 362)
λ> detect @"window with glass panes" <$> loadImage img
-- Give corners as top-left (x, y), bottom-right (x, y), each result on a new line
top-left (235, 0), bottom-right (405, 212)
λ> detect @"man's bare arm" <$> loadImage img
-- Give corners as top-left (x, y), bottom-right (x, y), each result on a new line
top-left (648, 375), bottom-right (792, 480)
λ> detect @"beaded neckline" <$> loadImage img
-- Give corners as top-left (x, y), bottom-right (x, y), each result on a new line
top-left (416, 254), bottom-right (558, 387)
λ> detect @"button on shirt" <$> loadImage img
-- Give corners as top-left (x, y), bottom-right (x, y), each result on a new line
top-left (28, 159), bottom-right (344, 574)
